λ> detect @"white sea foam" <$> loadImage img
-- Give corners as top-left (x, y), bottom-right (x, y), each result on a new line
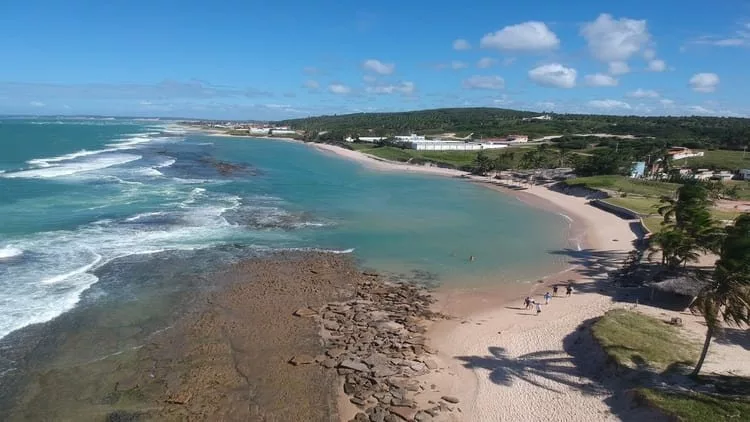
top-left (124, 212), bottom-right (167, 222)
top-left (3, 153), bottom-right (143, 179)
top-left (0, 246), bottom-right (23, 259)
top-left (41, 253), bottom-right (103, 284)
top-left (155, 158), bottom-right (176, 168)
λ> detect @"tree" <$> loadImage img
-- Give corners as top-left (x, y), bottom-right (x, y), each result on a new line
top-left (651, 181), bottom-right (723, 269)
top-left (494, 151), bottom-right (515, 171)
top-left (472, 151), bottom-right (495, 175)
top-left (690, 213), bottom-right (750, 376)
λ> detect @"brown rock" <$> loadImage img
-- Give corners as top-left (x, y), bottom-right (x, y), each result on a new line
top-left (340, 359), bottom-right (370, 372)
top-left (321, 358), bottom-right (337, 368)
top-left (389, 406), bottom-right (418, 421)
top-left (441, 395), bottom-right (459, 404)
top-left (289, 354), bottom-right (315, 365)
top-left (293, 307), bottom-right (317, 317)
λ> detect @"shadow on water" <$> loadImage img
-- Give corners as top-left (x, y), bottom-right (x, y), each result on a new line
top-left (456, 317), bottom-right (670, 421)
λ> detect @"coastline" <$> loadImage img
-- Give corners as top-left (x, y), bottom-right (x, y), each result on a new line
top-left (306, 141), bottom-right (652, 421)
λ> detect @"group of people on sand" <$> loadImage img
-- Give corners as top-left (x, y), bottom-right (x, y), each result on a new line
top-left (524, 284), bottom-right (573, 315)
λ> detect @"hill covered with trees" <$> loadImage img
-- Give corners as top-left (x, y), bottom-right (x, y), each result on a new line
top-left (278, 107), bottom-right (750, 150)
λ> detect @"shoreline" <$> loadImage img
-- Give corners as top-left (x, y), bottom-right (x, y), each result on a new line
top-left (305, 141), bottom-right (652, 421)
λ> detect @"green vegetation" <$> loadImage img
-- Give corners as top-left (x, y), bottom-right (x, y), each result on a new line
top-left (592, 309), bottom-right (698, 369)
top-left (564, 175), bottom-right (681, 197)
top-left (279, 107), bottom-right (750, 150)
top-left (352, 144), bottom-right (528, 170)
top-left (690, 213), bottom-right (750, 376)
top-left (635, 388), bottom-right (750, 422)
top-left (686, 149), bottom-right (750, 171)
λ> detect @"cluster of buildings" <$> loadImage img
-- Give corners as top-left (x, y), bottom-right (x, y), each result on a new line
top-left (345, 134), bottom-right (529, 151)
top-left (206, 122), bottom-right (297, 136)
top-left (631, 146), bottom-right (749, 181)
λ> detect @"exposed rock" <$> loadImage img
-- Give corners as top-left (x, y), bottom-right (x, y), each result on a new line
top-left (340, 359), bottom-right (370, 373)
top-left (440, 395), bottom-right (459, 404)
top-left (293, 307), bottom-right (318, 317)
top-left (288, 354), bottom-right (315, 365)
top-left (390, 406), bottom-right (419, 421)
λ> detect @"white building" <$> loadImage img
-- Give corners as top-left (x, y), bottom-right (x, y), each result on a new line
top-left (409, 141), bottom-right (508, 151)
top-left (250, 127), bottom-right (270, 135)
top-left (523, 115), bottom-right (552, 121)
top-left (271, 129), bottom-right (296, 135)
top-left (508, 135), bottom-right (529, 143)
top-left (344, 136), bottom-right (387, 143)
top-left (395, 134), bottom-right (426, 142)
top-left (668, 147), bottom-right (705, 161)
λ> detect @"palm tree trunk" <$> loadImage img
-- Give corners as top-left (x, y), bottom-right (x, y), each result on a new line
top-left (692, 325), bottom-right (714, 377)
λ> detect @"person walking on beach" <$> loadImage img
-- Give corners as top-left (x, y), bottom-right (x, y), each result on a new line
top-left (524, 296), bottom-right (531, 310)
top-left (552, 285), bottom-right (559, 297)
top-left (535, 302), bottom-right (542, 316)
top-left (544, 291), bottom-right (551, 305)
top-left (566, 285), bottom-right (573, 297)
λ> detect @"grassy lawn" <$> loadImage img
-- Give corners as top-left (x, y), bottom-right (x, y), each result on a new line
top-left (635, 388), bottom-right (750, 421)
top-left (355, 145), bottom-right (528, 169)
top-left (564, 175), bottom-right (681, 197)
top-left (725, 180), bottom-right (750, 201)
top-left (604, 196), bottom-right (661, 215)
top-left (687, 149), bottom-right (750, 171)
top-left (592, 309), bottom-right (699, 369)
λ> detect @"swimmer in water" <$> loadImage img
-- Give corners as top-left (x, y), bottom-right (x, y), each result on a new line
top-left (469, 255), bottom-right (475, 262)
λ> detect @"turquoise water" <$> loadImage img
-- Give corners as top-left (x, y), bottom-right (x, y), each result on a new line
top-left (0, 118), bottom-right (570, 339)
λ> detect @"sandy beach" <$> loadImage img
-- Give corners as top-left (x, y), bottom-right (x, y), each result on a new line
top-left (309, 142), bottom-right (749, 422)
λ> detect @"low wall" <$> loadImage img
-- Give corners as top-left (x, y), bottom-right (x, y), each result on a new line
top-left (591, 199), bottom-right (652, 239)
top-left (550, 182), bottom-right (609, 200)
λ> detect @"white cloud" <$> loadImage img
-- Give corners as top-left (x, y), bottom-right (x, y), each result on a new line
top-left (588, 99), bottom-right (632, 110)
top-left (139, 100), bottom-right (153, 105)
top-left (462, 75), bottom-right (505, 90)
top-left (503, 57), bottom-right (517, 66)
top-left (584, 73), bottom-right (618, 87)
top-left (608, 61), bottom-right (630, 75)
top-left (643, 49), bottom-right (656, 60)
top-left (451, 60), bottom-right (468, 70)
top-left (528, 63), bottom-right (577, 88)
top-left (627, 88), bottom-right (660, 98)
top-left (363, 75), bottom-right (377, 83)
top-left (688, 105), bottom-right (715, 115)
top-left (303, 66), bottom-right (319, 75)
top-left (328, 84), bottom-right (352, 95)
top-left (647, 59), bottom-right (666, 72)
top-left (689, 73), bottom-right (720, 93)
top-left (453, 38), bottom-right (471, 50)
top-left (365, 81), bottom-right (415, 95)
top-left (581, 14), bottom-right (650, 62)
top-left (30, 101), bottom-right (45, 107)
top-left (477, 57), bottom-right (498, 68)
top-left (362, 59), bottom-right (395, 75)
top-left (304, 80), bottom-right (320, 90)
top-left (480, 21), bottom-right (560, 51)
top-left (537, 101), bottom-right (556, 109)
top-left (691, 23), bottom-right (750, 48)
top-left (660, 99), bottom-right (675, 106)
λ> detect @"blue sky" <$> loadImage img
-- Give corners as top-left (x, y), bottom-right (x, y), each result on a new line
top-left (1, 0), bottom-right (749, 119)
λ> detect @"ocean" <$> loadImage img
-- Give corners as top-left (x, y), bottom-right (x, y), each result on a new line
top-left (0, 118), bottom-right (572, 342)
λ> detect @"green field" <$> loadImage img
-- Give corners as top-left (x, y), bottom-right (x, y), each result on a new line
top-left (592, 309), bottom-right (699, 369)
top-left (352, 144), bottom-right (528, 169)
top-left (635, 389), bottom-right (750, 422)
top-left (564, 175), bottom-right (681, 197)
top-left (687, 149), bottom-right (750, 171)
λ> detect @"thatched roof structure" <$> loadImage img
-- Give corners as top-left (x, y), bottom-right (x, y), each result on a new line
top-left (648, 274), bottom-right (709, 297)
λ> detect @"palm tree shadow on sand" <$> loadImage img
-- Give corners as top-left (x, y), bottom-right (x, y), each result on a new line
top-left (456, 346), bottom-right (607, 395)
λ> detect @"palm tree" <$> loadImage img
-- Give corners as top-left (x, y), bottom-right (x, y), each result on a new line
top-left (652, 182), bottom-right (723, 269)
top-left (690, 213), bottom-right (750, 376)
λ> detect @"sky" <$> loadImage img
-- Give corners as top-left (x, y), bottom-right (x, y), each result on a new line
top-left (1, 0), bottom-right (750, 120)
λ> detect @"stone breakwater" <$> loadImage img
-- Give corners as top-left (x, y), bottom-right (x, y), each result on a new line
top-left (291, 275), bottom-right (460, 422)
